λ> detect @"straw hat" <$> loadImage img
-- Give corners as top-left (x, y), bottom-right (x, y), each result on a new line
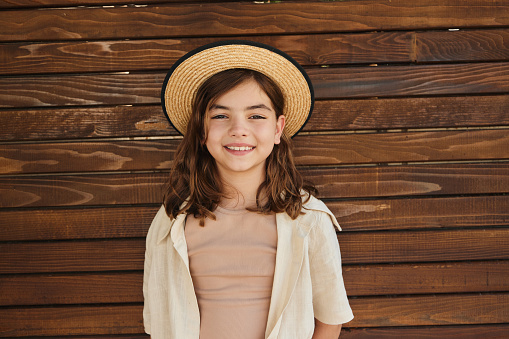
top-left (161, 40), bottom-right (314, 138)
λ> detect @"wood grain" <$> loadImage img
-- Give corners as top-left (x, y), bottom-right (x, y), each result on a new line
top-left (0, 239), bottom-right (145, 274)
top-left (2, 195), bottom-right (507, 241)
top-left (1, 1), bottom-right (508, 42)
top-left (1, 129), bottom-right (508, 174)
top-left (2, 261), bottom-right (507, 306)
top-left (341, 324), bottom-right (509, 339)
top-left (0, 304), bottom-right (144, 337)
top-left (343, 261), bottom-right (509, 296)
top-left (0, 205), bottom-right (157, 241)
top-left (2, 95), bottom-right (508, 141)
top-left (417, 29), bottom-right (509, 63)
top-left (2, 63), bottom-right (509, 108)
top-left (338, 229), bottom-right (509, 265)
top-left (0, 0), bottom-right (187, 9)
top-left (328, 195), bottom-right (509, 232)
top-left (1, 163), bottom-right (507, 208)
top-left (0, 272), bottom-right (143, 306)
top-left (309, 62), bottom-right (509, 99)
top-left (1, 294), bottom-right (507, 336)
top-left (1, 228), bottom-right (507, 274)
top-left (347, 293), bottom-right (509, 327)
top-left (0, 33), bottom-right (413, 75)
top-left (3, 28), bottom-right (509, 76)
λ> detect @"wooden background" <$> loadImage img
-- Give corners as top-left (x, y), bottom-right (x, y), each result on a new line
top-left (1, 0), bottom-right (508, 337)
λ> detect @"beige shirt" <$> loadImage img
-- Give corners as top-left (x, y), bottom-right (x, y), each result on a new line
top-left (143, 195), bottom-right (354, 339)
top-left (185, 206), bottom-right (277, 338)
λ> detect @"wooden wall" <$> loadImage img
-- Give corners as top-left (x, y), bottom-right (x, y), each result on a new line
top-left (1, 0), bottom-right (509, 337)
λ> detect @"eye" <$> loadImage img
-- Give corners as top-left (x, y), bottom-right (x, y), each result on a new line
top-left (249, 114), bottom-right (266, 120)
top-left (211, 114), bottom-right (228, 119)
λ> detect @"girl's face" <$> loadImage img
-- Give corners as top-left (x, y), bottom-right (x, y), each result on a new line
top-left (205, 79), bottom-right (285, 180)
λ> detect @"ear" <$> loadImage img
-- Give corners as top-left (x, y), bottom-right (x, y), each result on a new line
top-left (274, 115), bottom-right (285, 144)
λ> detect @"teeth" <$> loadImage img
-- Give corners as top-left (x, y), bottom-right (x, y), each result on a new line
top-left (226, 146), bottom-right (254, 151)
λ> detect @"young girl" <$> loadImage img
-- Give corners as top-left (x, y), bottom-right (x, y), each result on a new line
top-left (143, 41), bottom-right (353, 339)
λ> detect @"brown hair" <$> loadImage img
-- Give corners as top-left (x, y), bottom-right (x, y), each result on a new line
top-left (163, 68), bottom-right (316, 225)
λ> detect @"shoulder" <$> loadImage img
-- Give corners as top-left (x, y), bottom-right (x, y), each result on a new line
top-left (297, 195), bottom-right (341, 233)
top-left (145, 205), bottom-right (176, 247)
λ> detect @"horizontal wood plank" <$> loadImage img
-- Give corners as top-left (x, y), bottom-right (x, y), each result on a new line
top-left (344, 261), bottom-right (509, 296)
top-left (1, 229), bottom-right (508, 273)
top-left (0, 239), bottom-right (145, 274)
top-left (341, 324), bottom-right (509, 339)
top-left (416, 29), bottom-right (509, 63)
top-left (1, 1), bottom-right (508, 42)
top-left (0, 205), bottom-right (156, 241)
top-left (0, 272), bottom-right (143, 306)
top-left (1, 294), bottom-right (508, 336)
top-left (347, 293), bottom-right (509, 327)
top-left (309, 62), bottom-right (509, 99)
top-left (2, 261), bottom-right (508, 306)
top-left (1, 163), bottom-right (507, 208)
top-left (2, 63), bottom-right (509, 108)
top-left (1, 195), bottom-right (507, 241)
top-left (0, 304), bottom-right (144, 337)
top-left (0, 0), bottom-right (186, 9)
top-left (339, 229), bottom-right (509, 265)
top-left (2, 129), bottom-right (508, 174)
top-left (3, 28), bottom-right (509, 76)
top-left (2, 95), bottom-right (508, 141)
top-left (329, 195), bottom-right (509, 232)
top-left (0, 33), bottom-right (413, 75)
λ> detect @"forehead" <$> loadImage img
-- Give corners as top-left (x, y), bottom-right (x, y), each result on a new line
top-left (212, 79), bottom-right (272, 107)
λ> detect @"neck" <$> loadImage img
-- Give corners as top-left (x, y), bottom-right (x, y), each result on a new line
top-left (219, 170), bottom-right (266, 210)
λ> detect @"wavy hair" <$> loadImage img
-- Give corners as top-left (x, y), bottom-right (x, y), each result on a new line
top-left (163, 68), bottom-right (316, 225)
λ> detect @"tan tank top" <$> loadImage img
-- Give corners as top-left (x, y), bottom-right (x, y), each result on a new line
top-left (185, 206), bottom-right (277, 339)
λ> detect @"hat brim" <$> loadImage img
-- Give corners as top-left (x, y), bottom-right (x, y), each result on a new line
top-left (161, 40), bottom-right (314, 138)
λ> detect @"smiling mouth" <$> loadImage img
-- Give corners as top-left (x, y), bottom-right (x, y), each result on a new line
top-left (225, 146), bottom-right (254, 151)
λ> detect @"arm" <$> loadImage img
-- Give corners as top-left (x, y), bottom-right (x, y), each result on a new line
top-left (312, 318), bottom-right (342, 339)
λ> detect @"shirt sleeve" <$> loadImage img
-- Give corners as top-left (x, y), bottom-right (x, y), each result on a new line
top-left (308, 211), bottom-right (354, 325)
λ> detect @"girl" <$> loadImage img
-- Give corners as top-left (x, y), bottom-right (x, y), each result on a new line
top-left (143, 41), bottom-right (353, 339)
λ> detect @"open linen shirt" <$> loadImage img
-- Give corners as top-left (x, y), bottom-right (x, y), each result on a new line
top-left (143, 196), bottom-right (354, 338)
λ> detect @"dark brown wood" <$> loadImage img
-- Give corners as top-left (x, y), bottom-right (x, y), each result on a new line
top-left (0, 239), bottom-right (145, 274)
top-left (338, 229), bottom-right (509, 265)
top-left (329, 195), bottom-right (509, 232)
top-left (0, 0), bottom-right (191, 9)
top-left (0, 272), bottom-right (143, 306)
top-left (1, 163), bottom-right (507, 208)
top-left (343, 261), bottom-right (509, 296)
top-left (347, 293), bottom-right (509, 327)
top-left (306, 95), bottom-right (509, 132)
top-left (2, 63), bottom-right (509, 108)
top-left (1, 229), bottom-right (508, 274)
top-left (1, 294), bottom-right (507, 336)
top-left (0, 206), bottom-right (157, 241)
top-left (0, 305), bottom-right (144, 337)
top-left (309, 62), bottom-right (509, 99)
top-left (341, 324), bottom-right (509, 338)
top-left (2, 129), bottom-right (508, 174)
top-left (0, 104), bottom-right (176, 141)
top-left (0, 33), bottom-right (413, 76)
top-left (1, 1), bottom-right (508, 42)
top-left (416, 29), bottom-right (509, 63)
top-left (2, 95), bottom-right (509, 141)
top-left (303, 163), bottom-right (509, 200)
top-left (2, 195), bottom-right (507, 241)
top-left (3, 29), bottom-right (509, 76)
top-left (2, 261), bottom-right (507, 306)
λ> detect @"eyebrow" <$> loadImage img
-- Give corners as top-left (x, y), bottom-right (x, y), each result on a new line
top-left (208, 104), bottom-right (273, 111)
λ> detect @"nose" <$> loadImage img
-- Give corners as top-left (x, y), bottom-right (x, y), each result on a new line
top-left (229, 116), bottom-right (248, 137)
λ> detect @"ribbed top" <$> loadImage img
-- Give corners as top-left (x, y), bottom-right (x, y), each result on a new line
top-left (185, 208), bottom-right (277, 339)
